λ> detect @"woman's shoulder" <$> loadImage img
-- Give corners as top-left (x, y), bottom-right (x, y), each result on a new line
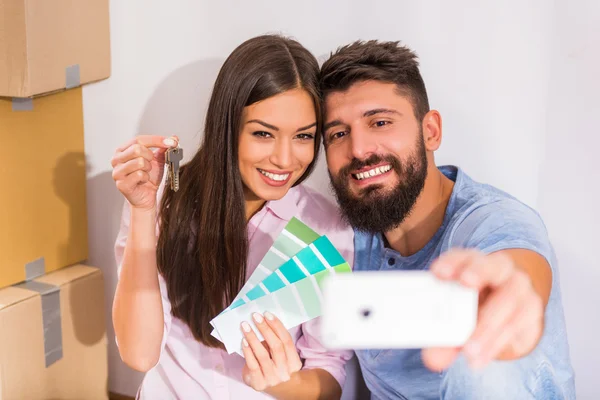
top-left (292, 185), bottom-right (354, 236)
top-left (292, 184), bottom-right (356, 267)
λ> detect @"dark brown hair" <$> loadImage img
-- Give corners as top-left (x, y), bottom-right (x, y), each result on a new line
top-left (157, 35), bottom-right (321, 347)
top-left (320, 40), bottom-right (430, 122)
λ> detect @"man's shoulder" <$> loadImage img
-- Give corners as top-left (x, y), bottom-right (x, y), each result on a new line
top-left (449, 166), bottom-right (543, 224)
top-left (450, 166), bottom-right (522, 205)
top-left (446, 168), bottom-right (550, 255)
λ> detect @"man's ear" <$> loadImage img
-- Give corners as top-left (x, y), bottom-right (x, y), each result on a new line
top-left (422, 110), bottom-right (442, 151)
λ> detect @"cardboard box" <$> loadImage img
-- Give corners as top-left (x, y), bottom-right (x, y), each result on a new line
top-left (0, 87), bottom-right (88, 289)
top-left (0, 0), bottom-right (111, 98)
top-left (0, 264), bottom-right (108, 399)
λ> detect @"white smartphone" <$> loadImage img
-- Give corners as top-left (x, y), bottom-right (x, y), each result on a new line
top-left (320, 270), bottom-right (479, 349)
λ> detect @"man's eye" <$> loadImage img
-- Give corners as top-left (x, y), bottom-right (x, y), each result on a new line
top-left (330, 131), bottom-right (347, 141)
top-left (374, 120), bottom-right (390, 127)
top-left (253, 131), bottom-right (272, 138)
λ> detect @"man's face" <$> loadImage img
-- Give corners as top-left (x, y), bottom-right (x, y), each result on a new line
top-left (324, 81), bottom-right (428, 232)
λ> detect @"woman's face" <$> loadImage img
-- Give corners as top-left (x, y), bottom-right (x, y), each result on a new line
top-left (238, 88), bottom-right (317, 203)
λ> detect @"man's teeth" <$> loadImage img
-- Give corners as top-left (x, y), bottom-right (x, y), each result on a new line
top-left (259, 169), bottom-right (290, 182)
top-left (353, 165), bottom-right (392, 180)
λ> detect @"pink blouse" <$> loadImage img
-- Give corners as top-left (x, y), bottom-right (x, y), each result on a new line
top-left (114, 183), bottom-right (355, 399)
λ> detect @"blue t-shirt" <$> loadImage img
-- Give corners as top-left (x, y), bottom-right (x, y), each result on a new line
top-left (353, 166), bottom-right (575, 399)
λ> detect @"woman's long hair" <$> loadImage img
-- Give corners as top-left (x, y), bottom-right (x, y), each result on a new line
top-left (157, 35), bottom-right (322, 347)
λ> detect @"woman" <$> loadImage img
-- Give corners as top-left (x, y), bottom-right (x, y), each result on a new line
top-left (111, 35), bottom-right (355, 399)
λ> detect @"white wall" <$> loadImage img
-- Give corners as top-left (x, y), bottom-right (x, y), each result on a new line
top-left (537, 0), bottom-right (600, 399)
top-left (82, 0), bottom-right (596, 397)
top-left (82, 0), bottom-right (367, 397)
top-left (352, 0), bottom-right (555, 209)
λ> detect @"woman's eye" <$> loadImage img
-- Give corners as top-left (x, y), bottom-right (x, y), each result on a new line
top-left (296, 133), bottom-right (315, 140)
top-left (252, 131), bottom-right (272, 138)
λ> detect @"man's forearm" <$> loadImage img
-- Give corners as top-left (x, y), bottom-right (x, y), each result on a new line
top-left (265, 368), bottom-right (342, 400)
top-left (495, 248), bottom-right (552, 360)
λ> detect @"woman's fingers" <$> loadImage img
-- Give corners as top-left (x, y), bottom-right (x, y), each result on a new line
top-left (263, 312), bottom-right (302, 372)
top-left (241, 321), bottom-right (278, 387)
top-left (241, 337), bottom-right (267, 391)
top-left (112, 156), bottom-right (152, 181)
top-left (252, 313), bottom-right (291, 381)
top-left (115, 170), bottom-right (150, 194)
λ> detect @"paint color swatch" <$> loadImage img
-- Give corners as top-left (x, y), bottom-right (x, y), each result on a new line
top-left (231, 217), bottom-right (320, 306)
top-left (227, 236), bottom-right (347, 311)
top-left (212, 262), bottom-right (352, 355)
top-left (210, 217), bottom-right (319, 340)
top-left (209, 218), bottom-right (352, 351)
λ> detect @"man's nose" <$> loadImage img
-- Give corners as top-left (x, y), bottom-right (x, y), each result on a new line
top-left (350, 129), bottom-right (377, 161)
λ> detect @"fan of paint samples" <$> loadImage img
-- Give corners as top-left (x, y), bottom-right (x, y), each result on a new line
top-left (209, 217), bottom-right (351, 355)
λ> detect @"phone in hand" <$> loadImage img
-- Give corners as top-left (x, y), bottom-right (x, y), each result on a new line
top-left (321, 270), bottom-right (478, 349)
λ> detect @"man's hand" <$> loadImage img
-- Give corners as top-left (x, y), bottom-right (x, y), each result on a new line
top-left (241, 312), bottom-right (303, 392)
top-left (423, 249), bottom-right (548, 371)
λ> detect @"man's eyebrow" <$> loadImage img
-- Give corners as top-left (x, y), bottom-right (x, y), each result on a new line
top-left (363, 108), bottom-right (402, 117)
top-left (324, 109), bottom-right (401, 131)
top-left (247, 119), bottom-right (279, 131)
top-left (324, 119), bottom-right (344, 131)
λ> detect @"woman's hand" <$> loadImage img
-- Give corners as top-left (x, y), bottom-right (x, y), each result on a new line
top-left (111, 135), bottom-right (178, 211)
top-left (241, 312), bottom-right (303, 392)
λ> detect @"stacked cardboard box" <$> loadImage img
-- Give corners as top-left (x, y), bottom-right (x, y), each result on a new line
top-left (0, 0), bottom-right (111, 398)
top-left (0, 265), bottom-right (109, 399)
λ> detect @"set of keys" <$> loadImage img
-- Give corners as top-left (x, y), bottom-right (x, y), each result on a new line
top-left (165, 146), bottom-right (183, 192)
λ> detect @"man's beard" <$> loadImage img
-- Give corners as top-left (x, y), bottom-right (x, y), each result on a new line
top-left (329, 136), bottom-right (428, 233)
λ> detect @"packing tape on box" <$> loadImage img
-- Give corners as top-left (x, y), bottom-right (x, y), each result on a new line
top-left (11, 98), bottom-right (33, 111)
top-left (25, 257), bottom-right (46, 281)
top-left (14, 280), bottom-right (63, 367)
top-left (11, 64), bottom-right (80, 110)
top-left (12, 257), bottom-right (63, 367)
top-left (65, 64), bottom-right (81, 89)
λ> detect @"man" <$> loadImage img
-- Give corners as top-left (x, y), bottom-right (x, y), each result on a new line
top-left (320, 40), bottom-right (576, 399)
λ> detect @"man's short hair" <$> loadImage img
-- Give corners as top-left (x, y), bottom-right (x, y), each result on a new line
top-left (320, 40), bottom-right (430, 122)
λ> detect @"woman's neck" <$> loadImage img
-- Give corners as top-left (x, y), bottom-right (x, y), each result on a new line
top-left (244, 191), bottom-right (266, 222)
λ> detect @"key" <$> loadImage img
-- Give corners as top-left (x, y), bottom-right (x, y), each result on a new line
top-left (166, 146), bottom-right (183, 192)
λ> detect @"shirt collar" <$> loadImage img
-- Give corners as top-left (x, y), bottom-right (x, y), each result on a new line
top-left (265, 185), bottom-right (300, 221)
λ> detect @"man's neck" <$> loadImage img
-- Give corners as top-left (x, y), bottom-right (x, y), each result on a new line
top-left (383, 165), bottom-right (454, 256)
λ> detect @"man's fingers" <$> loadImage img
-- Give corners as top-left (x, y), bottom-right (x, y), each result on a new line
top-left (430, 249), bottom-right (482, 281)
top-left (470, 294), bottom-right (540, 368)
top-left (421, 346), bottom-right (461, 372)
top-left (264, 312), bottom-right (302, 372)
top-left (457, 252), bottom-right (515, 289)
top-left (476, 290), bottom-right (543, 367)
top-left (252, 313), bottom-right (290, 381)
top-left (462, 272), bottom-right (532, 365)
top-left (509, 301), bottom-right (544, 357)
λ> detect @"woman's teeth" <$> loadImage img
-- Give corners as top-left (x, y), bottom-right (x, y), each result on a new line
top-left (259, 169), bottom-right (290, 181)
top-left (353, 165), bottom-right (392, 180)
